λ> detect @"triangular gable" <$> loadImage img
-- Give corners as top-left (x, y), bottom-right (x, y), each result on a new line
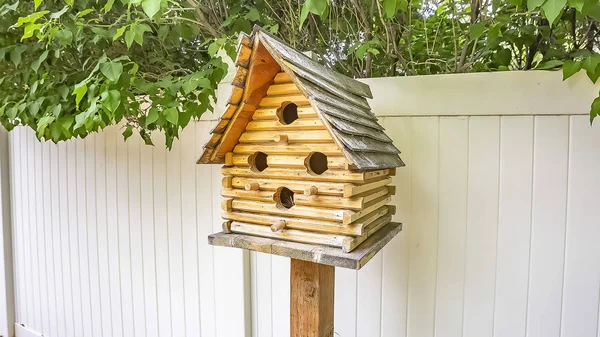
top-left (198, 26), bottom-right (404, 170)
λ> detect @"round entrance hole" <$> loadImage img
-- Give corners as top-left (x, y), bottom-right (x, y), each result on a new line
top-left (249, 151), bottom-right (268, 172)
top-left (276, 102), bottom-right (299, 125)
top-left (305, 152), bottom-right (329, 175)
top-left (274, 187), bottom-right (295, 210)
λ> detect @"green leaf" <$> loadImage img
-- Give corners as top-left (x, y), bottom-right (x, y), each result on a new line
top-left (164, 108), bottom-right (178, 125)
top-left (299, 5), bottom-right (309, 29)
top-left (567, 0), bottom-right (585, 11)
top-left (183, 74), bottom-right (210, 94)
top-left (528, 0), bottom-right (546, 9)
top-left (142, 0), bottom-right (161, 19)
top-left (104, 0), bottom-right (115, 12)
top-left (113, 26), bottom-right (128, 41)
top-left (10, 46), bottom-right (26, 66)
top-left (306, 0), bottom-right (328, 15)
top-left (51, 104), bottom-right (61, 118)
top-left (146, 108), bottom-right (159, 125)
top-left (100, 61), bottom-right (123, 82)
top-left (563, 60), bottom-right (582, 80)
top-left (123, 127), bottom-right (133, 141)
top-left (64, 0), bottom-right (74, 5)
top-left (245, 8), bottom-right (260, 21)
top-left (384, 0), bottom-right (397, 18)
top-left (133, 24), bottom-right (151, 46)
top-left (34, 0), bottom-right (42, 10)
top-left (535, 59), bottom-right (564, 69)
top-left (125, 28), bottom-right (135, 48)
top-left (12, 11), bottom-right (49, 28)
top-left (542, 0), bottom-right (567, 25)
top-left (22, 23), bottom-right (42, 41)
top-left (101, 90), bottom-right (121, 113)
top-left (582, 54), bottom-right (600, 82)
top-left (55, 29), bottom-right (73, 46)
top-left (469, 22), bottom-right (486, 40)
top-left (72, 82), bottom-right (88, 107)
top-left (590, 95), bottom-right (600, 124)
top-left (50, 6), bottom-right (69, 19)
top-left (140, 131), bottom-right (154, 145)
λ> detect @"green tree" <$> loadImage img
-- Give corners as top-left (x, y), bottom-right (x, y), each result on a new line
top-left (1, 0), bottom-right (599, 149)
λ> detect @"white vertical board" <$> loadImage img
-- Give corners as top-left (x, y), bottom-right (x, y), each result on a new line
top-left (195, 122), bottom-right (217, 337)
top-left (561, 115), bottom-right (600, 337)
top-left (407, 117), bottom-right (439, 337)
top-left (434, 117), bottom-right (469, 337)
top-left (463, 117), bottom-right (500, 337)
top-left (180, 125), bottom-right (201, 337)
top-left (104, 129), bottom-right (124, 337)
top-left (8, 122), bottom-right (249, 337)
top-left (0, 126), bottom-right (15, 337)
top-left (380, 117), bottom-right (411, 337)
top-left (494, 116), bottom-right (534, 337)
top-left (271, 255), bottom-right (290, 337)
top-left (526, 116), bottom-right (569, 337)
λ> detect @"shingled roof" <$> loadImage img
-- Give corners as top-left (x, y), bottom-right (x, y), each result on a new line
top-left (198, 26), bottom-right (404, 170)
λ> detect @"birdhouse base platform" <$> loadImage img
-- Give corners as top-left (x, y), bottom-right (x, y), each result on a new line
top-left (208, 221), bottom-right (402, 270)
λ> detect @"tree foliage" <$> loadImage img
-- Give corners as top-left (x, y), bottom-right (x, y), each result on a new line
top-left (1, 0), bottom-right (599, 148)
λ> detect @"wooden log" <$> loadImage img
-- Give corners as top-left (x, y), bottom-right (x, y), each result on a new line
top-left (231, 154), bottom-right (346, 169)
top-left (221, 104), bottom-right (238, 120)
top-left (221, 199), bottom-right (233, 212)
top-left (343, 177), bottom-right (393, 197)
top-left (274, 71), bottom-right (292, 84)
top-left (235, 44), bottom-right (252, 68)
top-left (343, 195), bottom-right (392, 225)
top-left (245, 182), bottom-right (260, 191)
top-left (253, 106), bottom-right (317, 120)
top-left (222, 166), bottom-right (382, 183)
top-left (259, 94), bottom-right (309, 108)
top-left (267, 83), bottom-right (301, 96)
top-left (238, 130), bottom-right (333, 144)
top-left (290, 259), bottom-right (335, 337)
top-left (231, 199), bottom-right (346, 222)
top-left (228, 86), bottom-right (244, 105)
top-left (209, 118), bottom-right (230, 134)
top-left (232, 66), bottom-right (248, 88)
top-left (222, 221), bottom-right (233, 234)
top-left (233, 143), bottom-right (343, 156)
top-left (237, 32), bottom-right (252, 47)
top-left (304, 186), bottom-right (318, 196)
top-left (224, 152), bottom-right (234, 166)
top-left (230, 221), bottom-right (347, 247)
top-left (245, 119), bottom-right (326, 131)
top-left (231, 177), bottom-right (346, 196)
top-left (221, 187), bottom-right (366, 210)
top-left (222, 176), bottom-right (233, 188)
top-left (342, 215), bottom-right (391, 252)
top-left (271, 220), bottom-right (287, 232)
top-left (222, 211), bottom-right (363, 235)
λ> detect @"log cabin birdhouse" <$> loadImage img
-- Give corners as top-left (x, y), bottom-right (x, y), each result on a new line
top-left (198, 26), bottom-right (404, 253)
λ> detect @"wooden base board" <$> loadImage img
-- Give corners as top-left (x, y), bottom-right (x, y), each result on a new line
top-left (208, 222), bottom-right (402, 270)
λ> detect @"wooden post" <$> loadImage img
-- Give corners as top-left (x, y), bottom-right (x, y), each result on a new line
top-left (290, 259), bottom-right (335, 337)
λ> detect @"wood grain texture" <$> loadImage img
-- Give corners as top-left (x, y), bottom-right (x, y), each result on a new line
top-left (208, 222), bottom-right (402, 270)
top-left (290, 259), bottom-right (335, 337)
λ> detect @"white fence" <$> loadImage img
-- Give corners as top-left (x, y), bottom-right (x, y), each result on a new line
top-left (3, 70), bottom-right (600, 337)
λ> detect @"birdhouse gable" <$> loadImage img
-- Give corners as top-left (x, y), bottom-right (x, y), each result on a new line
top-left (198, 25), bottom-right (404, 170)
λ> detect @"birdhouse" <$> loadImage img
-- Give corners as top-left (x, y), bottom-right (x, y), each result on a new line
top-left (198, 26), bottom-right (404, 254)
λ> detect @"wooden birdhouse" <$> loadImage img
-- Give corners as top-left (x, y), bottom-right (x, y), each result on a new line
top-left (198, 26), bottom-right (404, 255)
